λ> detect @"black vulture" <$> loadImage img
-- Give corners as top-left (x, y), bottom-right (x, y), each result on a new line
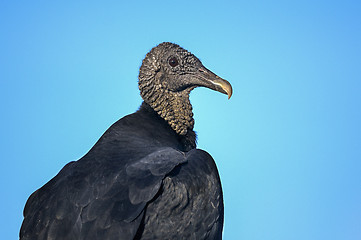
top-left (20, 42), bottom-right (232, 240)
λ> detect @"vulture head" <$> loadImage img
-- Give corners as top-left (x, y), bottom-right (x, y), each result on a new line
top-left (139, 42), bottom-right (232, 135)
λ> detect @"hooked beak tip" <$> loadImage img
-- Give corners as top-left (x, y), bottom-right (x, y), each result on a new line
top-left (225, 81), bottom-right (233, 99)
top-left (197, 66), bottom-right (233, 99)
top-left (212, 78), bottom-right (233, 99)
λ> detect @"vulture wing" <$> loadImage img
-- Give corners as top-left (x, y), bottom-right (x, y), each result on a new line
top-left (21, 148), bottom-right (188, 240)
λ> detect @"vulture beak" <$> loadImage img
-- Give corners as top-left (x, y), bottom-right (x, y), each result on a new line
top-left (196, 66), bottom-right (233, 99)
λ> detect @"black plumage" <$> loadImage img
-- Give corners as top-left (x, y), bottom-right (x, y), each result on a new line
top-left (20, 42), bottom-right (232, 240)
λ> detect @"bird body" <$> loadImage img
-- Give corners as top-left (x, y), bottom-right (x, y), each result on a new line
top-left (20, 42), bottom-right (231, 240)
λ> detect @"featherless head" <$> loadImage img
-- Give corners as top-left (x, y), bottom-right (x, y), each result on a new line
top-left (138, 42), bottom-right (232, 135)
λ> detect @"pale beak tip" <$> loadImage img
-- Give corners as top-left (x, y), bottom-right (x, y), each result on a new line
top-left (225, 83), bottom-right (233, 100)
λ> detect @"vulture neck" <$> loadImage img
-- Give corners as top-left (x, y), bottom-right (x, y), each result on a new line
top-left (150, 89), bottom-right (194, 136)
top-left (139, 102), bottom-right (197, 152)
top-left (139, 77), bottom-right (195, 136)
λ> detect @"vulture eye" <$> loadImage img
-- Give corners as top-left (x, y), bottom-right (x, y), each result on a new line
top-left (168, 57), bottom-right (179, 67)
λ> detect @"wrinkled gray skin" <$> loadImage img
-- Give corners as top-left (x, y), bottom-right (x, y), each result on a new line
top-left (139, 42), bottom-right (231, 135)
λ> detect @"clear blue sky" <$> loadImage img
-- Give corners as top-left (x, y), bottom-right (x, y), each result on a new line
top-left (1, 1), bottom-right (360, 239)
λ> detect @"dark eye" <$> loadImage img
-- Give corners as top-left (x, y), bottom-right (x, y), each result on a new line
top-left (168, 57), bottom-right (179, 67)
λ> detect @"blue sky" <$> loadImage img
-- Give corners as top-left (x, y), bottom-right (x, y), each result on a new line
top-left (1, 1), bottom-right (360, 239)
